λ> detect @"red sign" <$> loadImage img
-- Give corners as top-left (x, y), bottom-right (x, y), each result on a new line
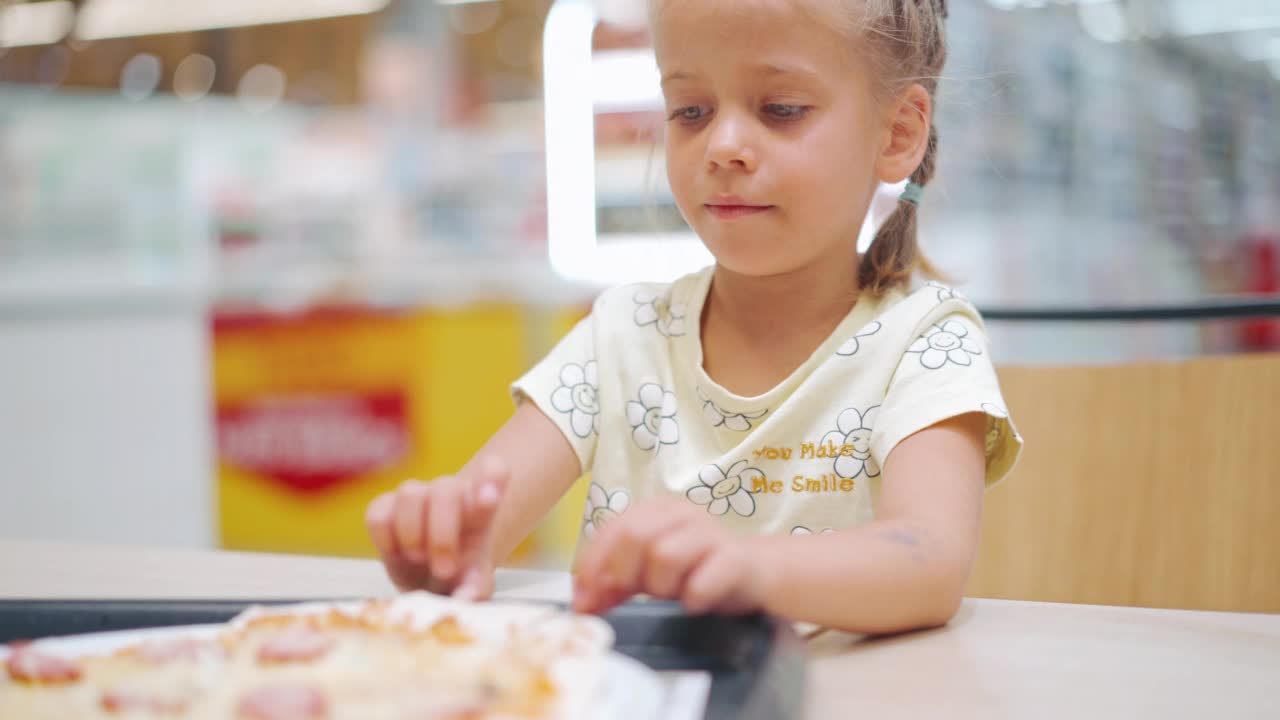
top-left (216, 392), bottom-right (410, 494)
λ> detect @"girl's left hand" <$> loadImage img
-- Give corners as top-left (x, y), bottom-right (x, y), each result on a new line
top-left (572, 497), bottom-right (765, 615)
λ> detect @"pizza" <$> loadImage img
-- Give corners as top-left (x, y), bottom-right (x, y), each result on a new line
top-left (0, 593), bottom-right (618, 719)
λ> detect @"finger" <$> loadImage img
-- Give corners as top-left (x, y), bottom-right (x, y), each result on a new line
top-left (369, 493), bottom-right (434, 591)
top-left (605, 507), bottom-right (690, 594)
top-left (644, 524), bottom-right (717, 600)
top-left (574, 502), bottom-right (689, 612)
top-left (574, 499), bottom-right (681, 588)
top-left (577, 582), bottom-right (632, 616)
top-left (427, 482), bottom-right (462, 583)
top-left (452, 565), bottom-right (495, 602)
top-left (392, 480), bottom-right (432, 564)
top-left (572, 512), bottom-right (636, 609)
top-left (572, 562), bottom-right (632, 615)
top-left (682, 547), bottom-right (748, 615)
top-left (385, 556), bottom-right (439, 593)
top-left (365, 492), bottom-right (400, 562)
top-left (462, 456), bottom-right (509, 534)
top-left (573, 521), bottom-right (633, 613)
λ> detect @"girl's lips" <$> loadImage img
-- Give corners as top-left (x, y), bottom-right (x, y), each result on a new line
top-left (705, 204), bottom-right (773, 220)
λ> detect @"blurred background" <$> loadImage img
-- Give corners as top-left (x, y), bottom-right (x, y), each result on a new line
top-left (1, 0), bottom-right (1277, 566)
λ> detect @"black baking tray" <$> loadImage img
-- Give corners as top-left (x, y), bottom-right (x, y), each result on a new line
top-left (0, 599), bottom-right (805, 720)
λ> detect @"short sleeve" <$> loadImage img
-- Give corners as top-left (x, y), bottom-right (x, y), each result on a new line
top-left (870, 312), bottom-right (1023, 487)
top-left (510, 315), bottom-right (599, 473)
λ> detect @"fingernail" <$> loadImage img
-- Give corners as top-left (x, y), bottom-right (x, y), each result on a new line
top-left (477, 483), bottom-right (499, 506)
top-left (454, 583), bottom-right (478, 602)
top-left (406, 550), bottom-right (429, 564)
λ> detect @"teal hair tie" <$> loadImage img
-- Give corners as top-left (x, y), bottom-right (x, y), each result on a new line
top-left (900, 181), bottom-right (925, 206)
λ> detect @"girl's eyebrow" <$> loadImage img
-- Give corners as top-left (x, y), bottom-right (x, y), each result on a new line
top-left (660, 70), bottom-right (697, 87)
top-left (752, 61), bottom-right (819, 79)
top-left (660, 61), bottom-right (820, 89)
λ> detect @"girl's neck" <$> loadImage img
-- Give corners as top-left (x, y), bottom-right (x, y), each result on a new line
top-left (698, 250), bottom-right (863, 398)
top-left (705, 257), bottom-right (861, 341)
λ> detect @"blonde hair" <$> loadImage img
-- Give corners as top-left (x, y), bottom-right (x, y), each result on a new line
top-left (851, 0), bottom-right (950, 296)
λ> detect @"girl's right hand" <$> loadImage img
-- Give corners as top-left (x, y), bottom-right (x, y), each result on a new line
top-left (365, 457), bottom-right (509, 600)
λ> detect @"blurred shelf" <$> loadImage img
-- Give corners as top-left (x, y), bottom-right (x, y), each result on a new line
top-left (0, 254), bottom-right (603, 320)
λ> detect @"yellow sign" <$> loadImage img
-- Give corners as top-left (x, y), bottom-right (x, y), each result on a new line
top-left (213, 305), bottom-right (528, 559)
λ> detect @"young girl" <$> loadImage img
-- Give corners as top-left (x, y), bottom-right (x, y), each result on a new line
top-left (367, 0), bottom-right (1022, 634)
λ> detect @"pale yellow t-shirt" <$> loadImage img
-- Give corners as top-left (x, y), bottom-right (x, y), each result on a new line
top-left (512, 267), bottom-right (1022, 544)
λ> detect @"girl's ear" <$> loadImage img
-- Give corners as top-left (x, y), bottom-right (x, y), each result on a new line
top-left (875, 84), bottom-right (932, 184)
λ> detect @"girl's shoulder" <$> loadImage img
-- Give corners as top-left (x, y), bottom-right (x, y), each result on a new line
top-left (872, 281), bottom-right (988, 338)
top-left (590, 267), bottom-right (710, 339)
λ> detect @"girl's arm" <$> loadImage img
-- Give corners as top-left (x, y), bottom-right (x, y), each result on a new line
top-left (747, 412), bottom-right (987, 633)
top-left (574, 412), bottom-right (987, 635)
top-left (463, 401), bottom-right (585, 566)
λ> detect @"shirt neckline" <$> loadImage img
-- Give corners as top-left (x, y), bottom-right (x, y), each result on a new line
top-left (674, 266), bottom-right (896, 413)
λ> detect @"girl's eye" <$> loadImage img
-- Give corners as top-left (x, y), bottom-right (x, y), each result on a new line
top-left (764, 103), bottom-right (809, 121)
top-left (668, 106), bottom-right (709, 123)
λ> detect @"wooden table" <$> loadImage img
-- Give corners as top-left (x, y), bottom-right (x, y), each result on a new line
top-left (2, 540), bottom-right (1277, 719)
